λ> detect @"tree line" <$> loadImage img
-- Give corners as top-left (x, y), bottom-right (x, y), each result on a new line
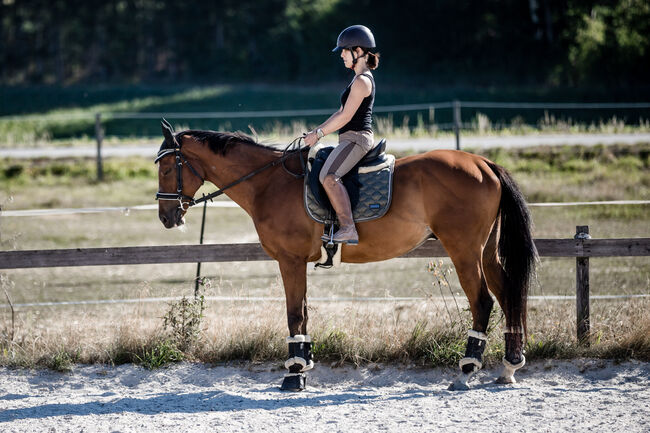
top-left (1, 0), bottom-right (648, 87)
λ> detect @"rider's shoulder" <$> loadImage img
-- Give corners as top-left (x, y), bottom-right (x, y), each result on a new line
top-left (356, 73), bottom-right (373, 84)
top-left (352, 74), bottom-right (373, 92)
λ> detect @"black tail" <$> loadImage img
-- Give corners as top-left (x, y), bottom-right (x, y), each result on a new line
top-left (488, 162), bottom-right (537, 334)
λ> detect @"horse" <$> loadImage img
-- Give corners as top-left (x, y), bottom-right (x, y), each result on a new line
top-left (155, 121), bottom-right (537, 391)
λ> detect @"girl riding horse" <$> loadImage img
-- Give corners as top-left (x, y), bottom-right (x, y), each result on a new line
top-left (155, 27), bottom-right (536, 392)
top-left (303, 25), bottom-right (380, 245)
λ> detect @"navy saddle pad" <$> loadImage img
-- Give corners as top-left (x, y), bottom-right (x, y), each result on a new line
top-left (304, 139), bottom-right (395, 225)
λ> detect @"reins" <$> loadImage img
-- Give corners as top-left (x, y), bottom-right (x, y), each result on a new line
top-left (281, 136), bottom-right (307, 180)
top-left (156, 135), bottom-right (306, 210)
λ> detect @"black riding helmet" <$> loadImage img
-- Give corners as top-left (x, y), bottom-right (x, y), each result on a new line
top-left (332, 25), bottom-right (376, 53)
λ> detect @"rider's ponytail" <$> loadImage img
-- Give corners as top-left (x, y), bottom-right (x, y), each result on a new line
top-left (366, 51), bottom-right (380, 70)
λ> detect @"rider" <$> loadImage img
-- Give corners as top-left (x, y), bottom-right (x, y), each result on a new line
top-left (303, 25), bottom-right (379, 245)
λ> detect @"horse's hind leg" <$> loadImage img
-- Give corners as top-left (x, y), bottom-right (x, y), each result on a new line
top-left (277, 256), bottom-right (313, 392)
top-left (440, 239), bottom-right (494, 390)
top-left (482, 224), bottom-right (526, 383)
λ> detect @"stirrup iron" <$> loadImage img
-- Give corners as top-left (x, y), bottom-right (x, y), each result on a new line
top-left (325, 224), bottom-right (335, 248)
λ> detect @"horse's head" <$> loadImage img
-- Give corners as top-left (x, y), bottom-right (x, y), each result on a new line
top-left (155, 119), bottom-right (205, 228)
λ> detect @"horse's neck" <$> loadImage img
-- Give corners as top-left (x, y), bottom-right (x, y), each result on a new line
top-left (203, 143), bottom-right (283, 212)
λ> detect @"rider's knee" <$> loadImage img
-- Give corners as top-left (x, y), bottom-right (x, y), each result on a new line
top-left (320, 173), bottom-right (340, 188)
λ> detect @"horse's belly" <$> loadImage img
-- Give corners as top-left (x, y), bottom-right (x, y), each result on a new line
top-left (340, 221), bottom-right (432, 263)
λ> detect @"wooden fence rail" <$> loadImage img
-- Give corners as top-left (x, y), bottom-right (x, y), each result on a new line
top-left (1, 237), bottom-right (648, 269)
top-left (1, 227), bottom-right (649, 344)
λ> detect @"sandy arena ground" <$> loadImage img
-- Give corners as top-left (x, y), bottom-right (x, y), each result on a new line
top-left (1, 359), bottom-right (648, 432)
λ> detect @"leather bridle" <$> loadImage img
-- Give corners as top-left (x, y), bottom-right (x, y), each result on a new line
top-left (155, 135), bottom-right (305, 211)
top-left (155, 145), bottom-right (205, 210)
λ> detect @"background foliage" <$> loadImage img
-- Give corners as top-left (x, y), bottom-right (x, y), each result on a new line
top-left (1, 0), bottom-right (649, 87)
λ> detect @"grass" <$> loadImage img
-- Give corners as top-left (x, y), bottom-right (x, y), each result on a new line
top-left (1, 143), bottom-right (648, 208)
top-left (134, 339), bottom-right (185, 370)
top-left (0, 143), bottom-right (648, 369)
top-left (1, 298), bottom-right (648, 370)
top-left (1, 84), bottom-right (650, 146)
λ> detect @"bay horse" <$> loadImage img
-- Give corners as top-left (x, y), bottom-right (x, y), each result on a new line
top-left (155, 121), bottom-right (537, 391)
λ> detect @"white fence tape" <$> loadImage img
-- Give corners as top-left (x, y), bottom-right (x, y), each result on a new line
top-left (1, 201), bottom-right (239, 217)
top-left (1, 294), bottom-right (648, 309)
top-left (2, 199), bottom-right (648, 217)
top-left (0, 103), bottom-right (453, 122)
top-left (527, 200), bottom-right (650, 207)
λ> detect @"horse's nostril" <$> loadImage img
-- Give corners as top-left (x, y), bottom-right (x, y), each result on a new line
top-left (160, 215), bottom-right (168, 225)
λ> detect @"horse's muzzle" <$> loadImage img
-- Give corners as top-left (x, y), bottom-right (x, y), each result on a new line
top-left (159, 207), bottom-right (185, 228)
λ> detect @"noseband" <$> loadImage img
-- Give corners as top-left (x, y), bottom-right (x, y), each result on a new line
top-left (155, 136), bottom-right (305, 211)
top-left (155, 146), bottom-right (205, 210)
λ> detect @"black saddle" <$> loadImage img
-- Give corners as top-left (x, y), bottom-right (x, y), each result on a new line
top-left (359, 138), bottom-right (387, 164)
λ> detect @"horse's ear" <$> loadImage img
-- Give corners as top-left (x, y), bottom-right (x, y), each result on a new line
top-left (161, 119), bottom-right (175, 147)
top-left (161, 117), bottom-right (174, 132)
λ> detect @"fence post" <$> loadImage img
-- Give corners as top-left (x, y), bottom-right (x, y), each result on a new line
top-left (95, 113), bottom-right (104, 182)
top-left (453, 100), bottom-right (461, 150)
top-left (575, 225), bottom-right (591, 345)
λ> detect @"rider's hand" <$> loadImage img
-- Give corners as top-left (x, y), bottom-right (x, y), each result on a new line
top-left (303, 131), bottom-right (319, 147)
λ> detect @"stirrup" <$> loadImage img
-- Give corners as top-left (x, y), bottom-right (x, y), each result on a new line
top-left (321, 223), bottom-right (336, 247)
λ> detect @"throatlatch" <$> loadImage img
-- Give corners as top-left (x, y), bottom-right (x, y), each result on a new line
top-left (280, 334), bottom-right (314, 392)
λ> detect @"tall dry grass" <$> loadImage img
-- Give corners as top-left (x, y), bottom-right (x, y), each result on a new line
top-left (2, 294), bottom-right (648, 371)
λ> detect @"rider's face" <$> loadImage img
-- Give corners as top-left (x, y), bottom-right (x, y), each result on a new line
top-left (341, 48), bottom-right (354, 69)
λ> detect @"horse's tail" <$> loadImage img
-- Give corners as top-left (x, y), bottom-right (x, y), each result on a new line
top-left (488, 162), bottom-right (537, 335)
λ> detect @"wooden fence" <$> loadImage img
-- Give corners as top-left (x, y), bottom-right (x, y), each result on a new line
top-left (1, 226), bottom-right (648, 343)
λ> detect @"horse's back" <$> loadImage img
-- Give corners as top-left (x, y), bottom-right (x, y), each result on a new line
top-left (395, 149), bottom-right (501, 194)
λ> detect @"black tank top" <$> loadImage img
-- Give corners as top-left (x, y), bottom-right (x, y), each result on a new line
top-left (339, 73), bottom-right (375, 134)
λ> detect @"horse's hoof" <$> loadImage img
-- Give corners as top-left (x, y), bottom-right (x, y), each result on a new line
top-left (448, 379), bottom-right (470, 391)
top-left (495, 375), bottom-right (516, 385)
top-left (280, 373), bottom-right (306, 392)
top-left (496, 356), bottom-right (524, 385)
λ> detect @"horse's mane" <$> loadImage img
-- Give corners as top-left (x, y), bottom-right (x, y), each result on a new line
top-left (178, 130), bottom-right (273, 155)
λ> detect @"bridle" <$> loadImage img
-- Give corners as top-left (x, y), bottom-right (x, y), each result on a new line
top-left (155, 135), bottom-right (305, 211)
top-left (155, 144), bottom-right (205, 210)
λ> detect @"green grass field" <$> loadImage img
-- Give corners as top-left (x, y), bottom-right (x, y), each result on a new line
top-left (2, 85), bottom-right (650, 146)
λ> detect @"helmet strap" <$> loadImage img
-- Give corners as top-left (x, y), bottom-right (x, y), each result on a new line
top-left (350, 47), bottom-right (368, 67)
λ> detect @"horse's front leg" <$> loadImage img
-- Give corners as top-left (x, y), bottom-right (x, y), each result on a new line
top-left (277, 256), bottom-right (313, 392)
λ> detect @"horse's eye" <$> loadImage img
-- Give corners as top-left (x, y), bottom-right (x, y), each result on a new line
top-left (162, 167), bottom-right (173, 176)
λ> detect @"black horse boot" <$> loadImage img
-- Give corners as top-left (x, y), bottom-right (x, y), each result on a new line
top-left (280, 335), bottom-right (314, 391)
top-left (322, 177), bottom-right (358, 245)
top-left (497, 328), bottom-right (526, 384)
top-left (449, 330), bottom-right (487, 390)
